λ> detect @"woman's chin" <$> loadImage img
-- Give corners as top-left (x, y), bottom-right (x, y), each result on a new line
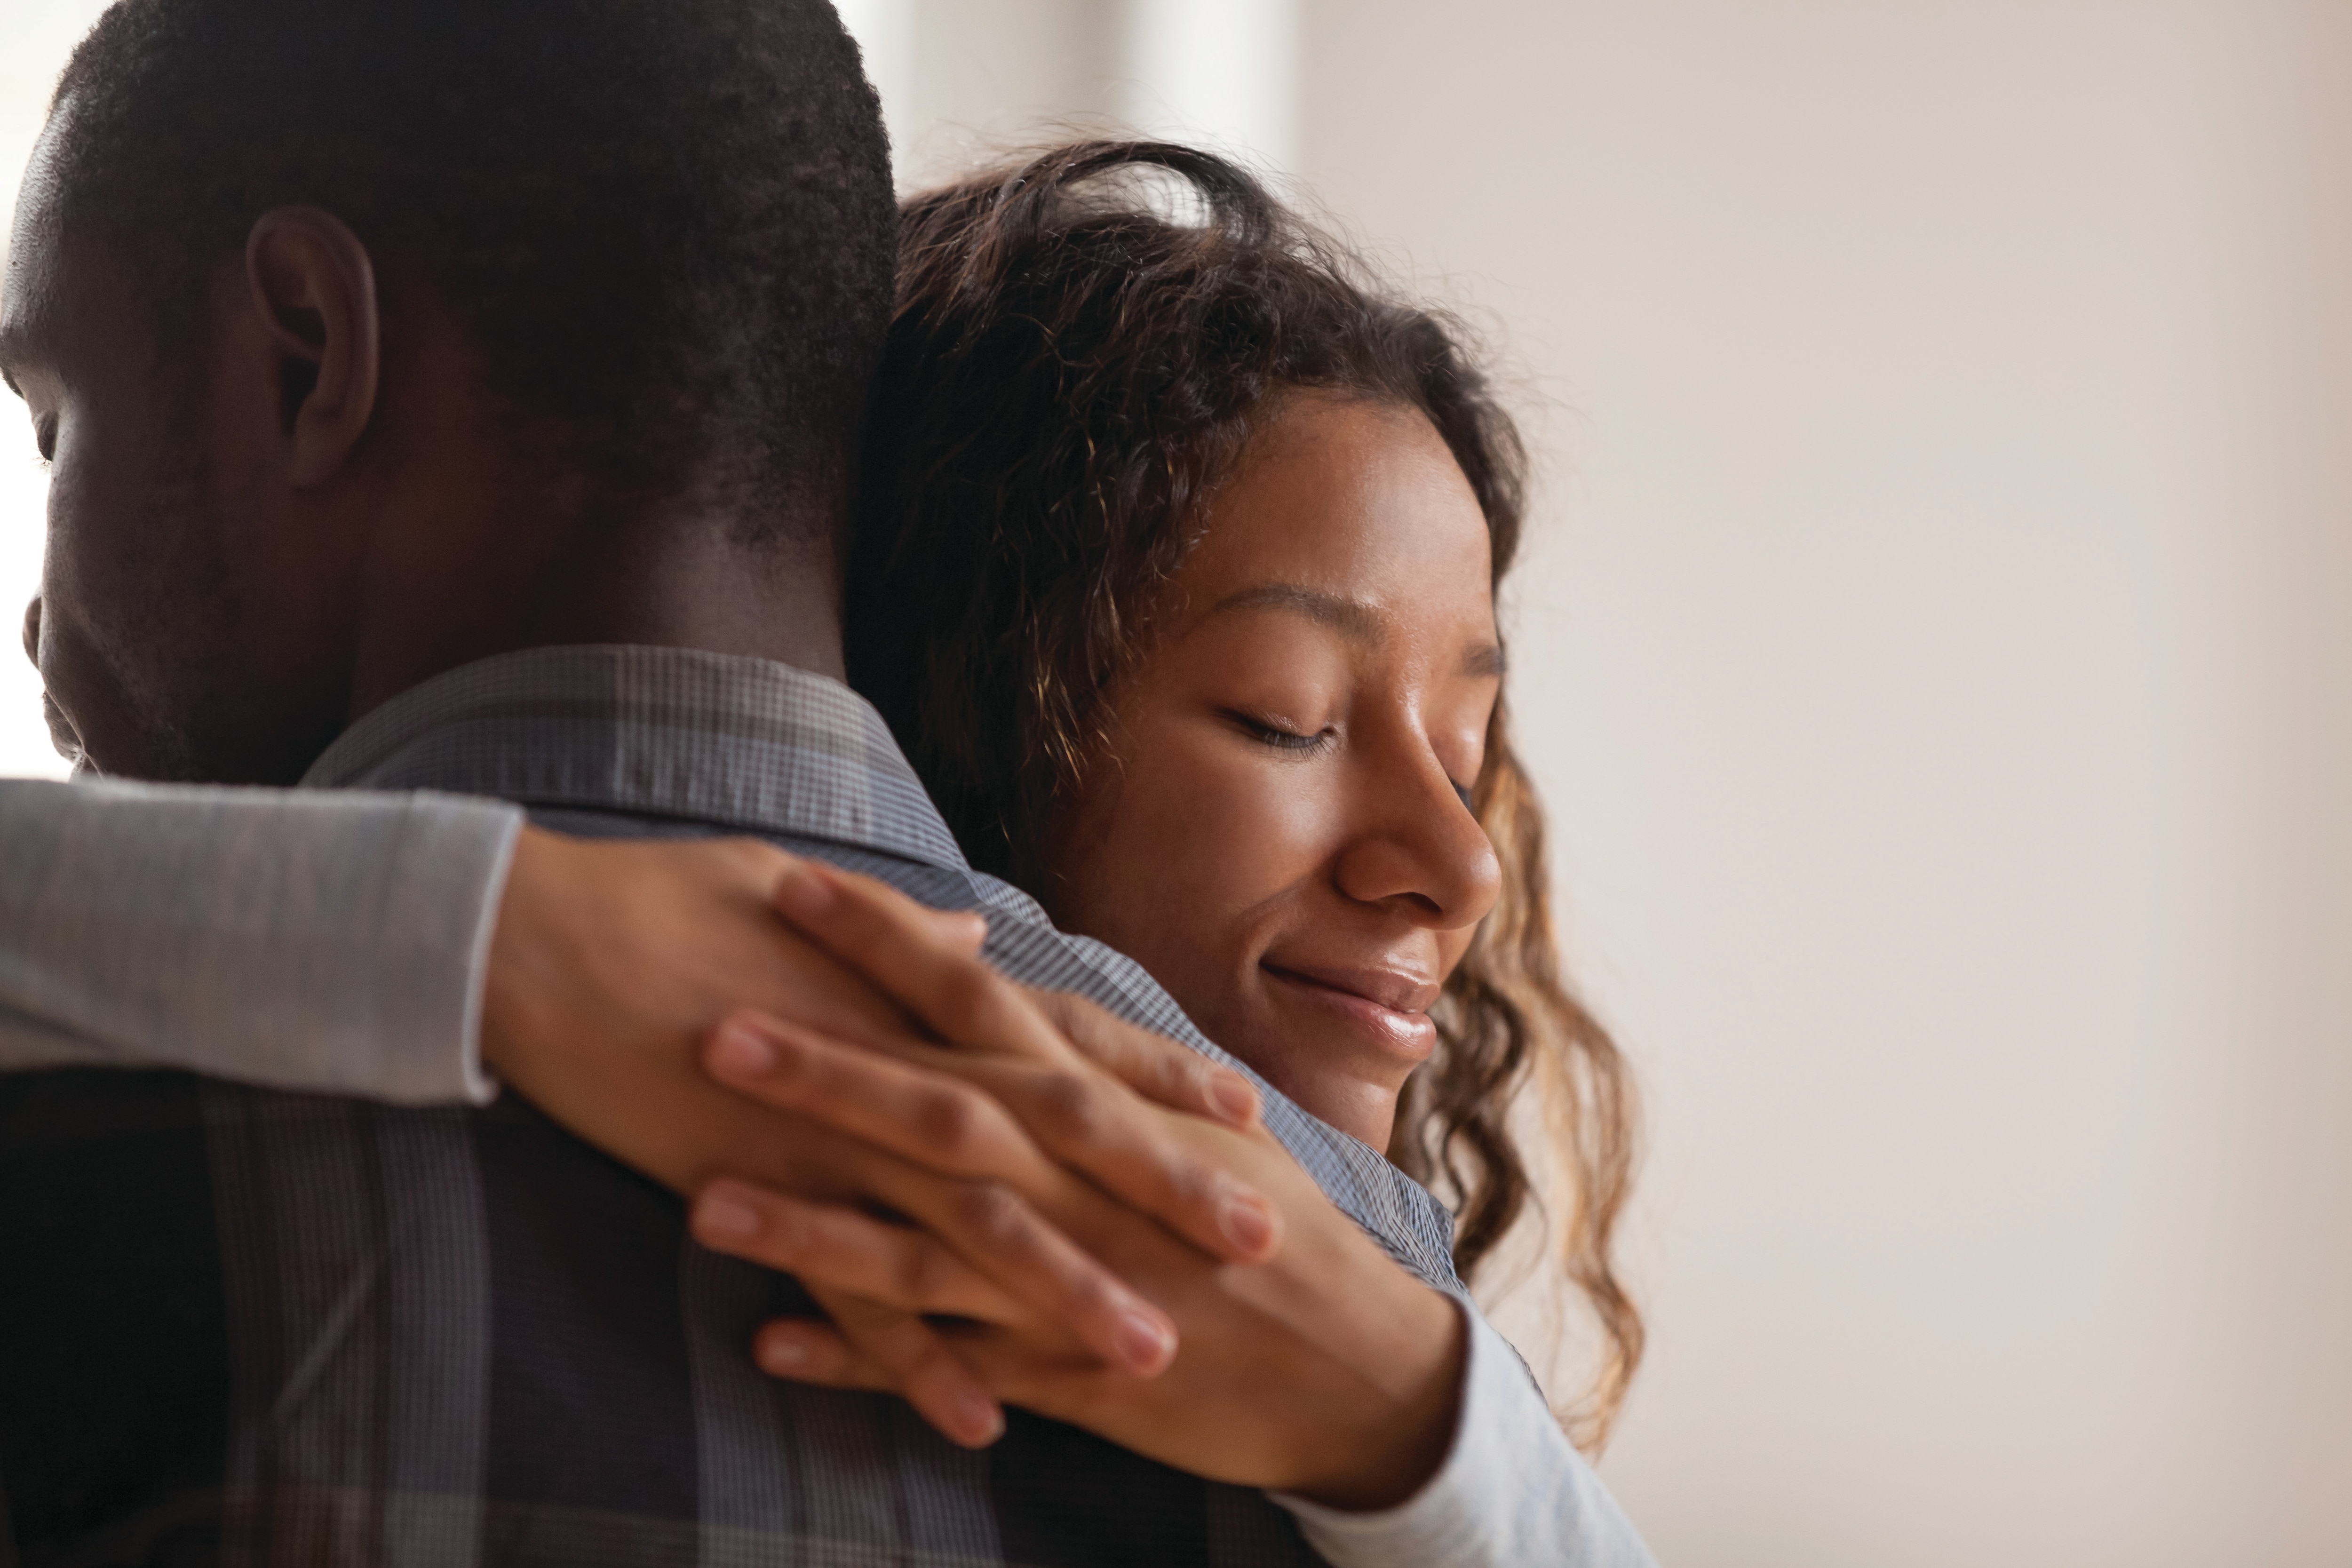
top-left (1233, 985), bottom-right (1422, 1148)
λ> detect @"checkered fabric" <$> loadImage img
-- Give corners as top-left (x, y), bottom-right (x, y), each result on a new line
top-left (0, 645), bottom-right (1461, 1568)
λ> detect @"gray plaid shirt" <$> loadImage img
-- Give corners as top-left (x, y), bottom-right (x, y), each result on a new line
top-left (1, 645), bottom-right (1477, 1567)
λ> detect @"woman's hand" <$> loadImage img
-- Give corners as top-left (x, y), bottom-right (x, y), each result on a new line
top-left (483, 828), bottom-right (1281, 1391)
top-left (694, 863), bottom-right (1472, 1509)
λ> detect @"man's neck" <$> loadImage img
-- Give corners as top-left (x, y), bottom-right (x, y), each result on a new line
top-left (340, 489), bottom-right (846, 733)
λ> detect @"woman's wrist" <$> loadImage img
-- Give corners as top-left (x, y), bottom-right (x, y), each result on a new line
top-left (1280, 1283), bottom-right (1469, 1511)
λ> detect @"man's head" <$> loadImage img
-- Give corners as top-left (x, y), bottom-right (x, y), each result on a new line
top-left (0, 0), bottom-right (894, 783)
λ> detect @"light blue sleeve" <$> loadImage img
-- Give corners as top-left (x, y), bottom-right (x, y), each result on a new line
top-left (1271, 1304), bottom-right (1659, 1568)
top-left (0, 777), bottom-right (521, 1103)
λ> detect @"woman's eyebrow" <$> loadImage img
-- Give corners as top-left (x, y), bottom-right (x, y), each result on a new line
top-left (1208, 582), bottom-right (1385, 643)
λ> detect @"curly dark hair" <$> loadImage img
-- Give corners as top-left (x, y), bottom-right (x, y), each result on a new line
top-left (48, 0), bottom-right (894, 539)
top-left (847, 141), bottom-right (1643, 1445)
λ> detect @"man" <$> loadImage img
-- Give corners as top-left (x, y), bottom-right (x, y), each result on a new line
top-left (0, 1), bottom-right (1649, 1563)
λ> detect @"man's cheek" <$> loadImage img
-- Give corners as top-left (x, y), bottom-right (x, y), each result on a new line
top-left (32, 590), bottom-right (135, 777)
top-left (38, 456), bottom-right (141, 666)
top-left (40, 686), bottom-right (83, 767)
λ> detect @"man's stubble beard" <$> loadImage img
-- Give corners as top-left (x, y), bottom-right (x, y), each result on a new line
top-left (67, 437), bottom-right (252, 784)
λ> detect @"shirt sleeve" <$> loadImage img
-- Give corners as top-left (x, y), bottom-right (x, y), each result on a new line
top-left (1270, 1302), bottom-right (1658, 1568)
top-left (0, 777), bottom-right (522, 1104)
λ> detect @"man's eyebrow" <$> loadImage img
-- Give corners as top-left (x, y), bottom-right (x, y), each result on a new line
top-left (1207, 583), bottom-right (1386, 643)
top-left (1465, 643), bottom-right (1507, 678)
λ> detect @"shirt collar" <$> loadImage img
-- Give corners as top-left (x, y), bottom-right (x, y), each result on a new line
top-left (303, 644), bottom-right (970, 870)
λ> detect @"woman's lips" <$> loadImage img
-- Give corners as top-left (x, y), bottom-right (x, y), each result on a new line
top-left (1258, 961), bottom-right (1440, 1062)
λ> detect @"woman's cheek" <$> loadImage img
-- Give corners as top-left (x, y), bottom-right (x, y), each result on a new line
top-left (1145, 738), bottom-right (1327, 899)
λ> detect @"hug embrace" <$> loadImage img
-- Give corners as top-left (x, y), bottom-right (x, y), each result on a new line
top-left (0, 2), bottom-right (1655, 1565)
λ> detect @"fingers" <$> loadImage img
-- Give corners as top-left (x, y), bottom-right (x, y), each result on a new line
top-left (956, 1055), bottom-right (1281, 1264)
top-left (768, 863), bottom-right (1221, 1124)
top-left (755, 1314), bottom-right (1089, 1422)
top-left (689, 1134), bottom-right (1177, 1377)
top-left (752, 1317), bottom-right (876, 1386)
top-left (706, 1009), bottom-right (1280, 1264)
top-left (770, 862), bottom-right (1079, 1068)
top-left (689, 1170), bottom-right (1169, 1392)
top-left (690, 1178), bottom-right (1024, 1321)
top-left (932, 907), bottom-right (991, 955)
top-left (778, 861), bottom-right (988, 961)
top-left (895, 1171), bottom-right (1176, 1377)
top-left (793, 1289), bottom-right (1004, 1448)
top-left (1027, 988), bottom-right (1261, 1130)
top-left (705, 1012), bottom-right (1058, 1189)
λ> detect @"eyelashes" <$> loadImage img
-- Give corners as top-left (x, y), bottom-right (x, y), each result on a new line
top-left (33, 416), bottom-right (56, 465)
top-left (1228, 711), bottom-right (1334, 755)
top-left (1230, 709), bottom-right (1481, 812)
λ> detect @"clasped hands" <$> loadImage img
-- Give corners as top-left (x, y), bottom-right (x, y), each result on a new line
top-left (483, 830), bottom-right (1465, 1511)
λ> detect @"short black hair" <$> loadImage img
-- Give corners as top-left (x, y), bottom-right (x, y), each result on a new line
top-left (48, 0), bottom-right (895, 540)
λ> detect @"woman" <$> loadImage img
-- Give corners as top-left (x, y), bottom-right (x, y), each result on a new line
top-left (837, 139), bottom-right (1642, 1444)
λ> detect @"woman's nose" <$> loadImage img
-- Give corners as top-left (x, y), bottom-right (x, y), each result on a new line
top-left (1331, 749), bottom-right (1502, 932)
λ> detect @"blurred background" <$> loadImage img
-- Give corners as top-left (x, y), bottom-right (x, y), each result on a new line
top-left (5, 1), bottom-right (2350, 1562)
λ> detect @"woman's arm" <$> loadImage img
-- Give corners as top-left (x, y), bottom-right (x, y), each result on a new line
top-left (1272, 1307), bottom-right (1656, 1568)
top-left (683, 867), bottom-right (1659, 1566)
top-left (695, 1000), bottom-right (1655, 1565)
top-left (0, 778), bottom-right (520, 1099)
top-left (0, 782), bottom-right (1280, 1378)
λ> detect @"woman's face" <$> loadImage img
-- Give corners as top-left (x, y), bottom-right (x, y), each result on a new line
top-left (1037, 396), bottom-right (1504, 1147)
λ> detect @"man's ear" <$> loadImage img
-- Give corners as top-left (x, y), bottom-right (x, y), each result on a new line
top-left (244, 207), bottom-right (380, 489)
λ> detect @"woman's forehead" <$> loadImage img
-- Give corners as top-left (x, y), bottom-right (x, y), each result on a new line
top-left (1183, 398), bottom-right (1495, 625)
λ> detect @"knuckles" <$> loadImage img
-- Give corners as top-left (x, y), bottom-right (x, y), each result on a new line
top-left (908, 1084), bottom-right (993, 1163)
top-left (1023, 1070), bottom-right (1110, 1155)
top-left (933, 961), bottom-right (1008, 1036)
top-left (758, 1198), bottom-right (820, 1260)
top-left (886, 1238), bottom-right (958, 1305)
top-left (889, 1241), bottom-right (983, 1316)
top-left (945, 1179), bottom-right (1032, 1251)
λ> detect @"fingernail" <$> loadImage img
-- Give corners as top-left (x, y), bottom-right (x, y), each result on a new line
top-left (1114, 1307), bottom-right (1175, 1373)
top-left (1207, 1070), bottom-right (1258, 1126)
top-left (758, 1332), bottom-right (809, 1373)
top-left (707, 1021), bottom-right (776, 1079)
top-left (1219, 1191), bottom-right (1276, 1258)
top-left (773, 863), bottom-right (836, 921)
top-left (695, 1189), bottom-right (761, 1241)
top-left (954, 1393), bottom-right (1004, 1446)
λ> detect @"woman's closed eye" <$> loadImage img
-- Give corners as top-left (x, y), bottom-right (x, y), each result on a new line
top-left (1228, 710), bottom-right (1482, 812)
top-left (1226, 710), bottom-right (1334, 755)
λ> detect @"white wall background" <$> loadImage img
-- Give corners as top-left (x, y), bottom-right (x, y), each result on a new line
top-left (0, 0), bottom-right (99, 778)
top-left (4, 3), bottom-right (2348, 1562)
top-left (1290, 6), bottom-right (2352, 1564)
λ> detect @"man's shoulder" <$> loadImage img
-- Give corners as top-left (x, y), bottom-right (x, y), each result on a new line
top-left (534, 808), bottom-right (1191, 1035)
